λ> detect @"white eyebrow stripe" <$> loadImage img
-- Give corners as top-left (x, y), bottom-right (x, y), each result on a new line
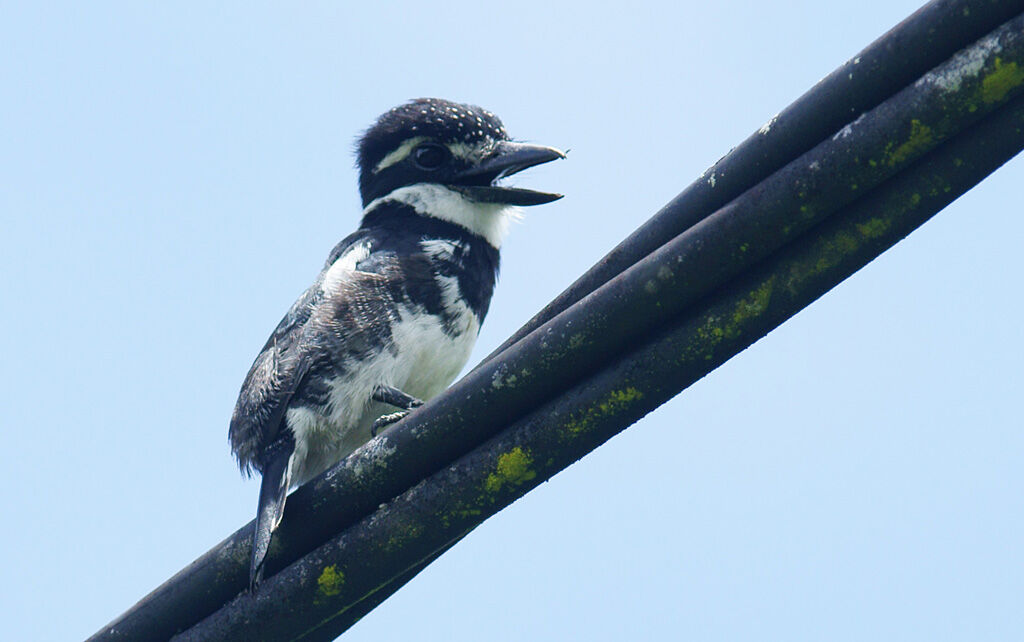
top-left (373, 136), bottom-right (428, 173)
top-left (375, 139), bottom-right (492, 174)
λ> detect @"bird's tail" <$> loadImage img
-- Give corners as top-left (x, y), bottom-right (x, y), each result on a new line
top-left (250, 435), bottom-right (295, 592)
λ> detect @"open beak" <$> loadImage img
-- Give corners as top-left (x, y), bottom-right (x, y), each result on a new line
top-left (447, 141), bottom-right (566, 206)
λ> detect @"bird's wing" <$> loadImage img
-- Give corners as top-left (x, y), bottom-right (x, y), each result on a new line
top-left (255, 231), bottom-right (371, 355)
top-left (241, 261), bottom-right (401, 590)
top-left (228, 231), bottom-right (374, 476)
top-left (228, 283), bottom-right (319, 476)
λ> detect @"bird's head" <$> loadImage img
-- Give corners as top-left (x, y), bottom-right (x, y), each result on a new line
top-left (356, 98), bottom-right (564, 247)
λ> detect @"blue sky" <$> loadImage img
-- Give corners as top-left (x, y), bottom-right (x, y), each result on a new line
top-left (2, 2), bottom-right (1022, 640)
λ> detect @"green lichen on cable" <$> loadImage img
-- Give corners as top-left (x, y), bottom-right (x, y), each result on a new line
top-left (981, 57), bottom-right (1024, 104)
top-left (317, 565), bottom-right (345, 597)
top-left (380, 522), bottom-right (423, 553)
top-left (686, 277), bottom-right (775, 362)
top-left (484, 447), bottom-right (537, 493)
top-left (855, 217), bottom-right (893, 239)
top-left (886, 119), bottom-right (934, 167)
top-left (732, 279), bottom-right (774, 326)
top-left (782, 182), bottom-right (929, 296)
top-left (563, 387), bottom-right (646, 438)
top-left (435, 445), bottom-right (543, 531)
top-left (437, 499), bottom-right (483, 530)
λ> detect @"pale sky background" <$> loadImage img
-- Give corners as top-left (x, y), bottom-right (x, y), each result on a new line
top-left (2, 2), bottom-right (1022, 640)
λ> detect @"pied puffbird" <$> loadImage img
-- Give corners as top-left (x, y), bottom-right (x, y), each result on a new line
top-left (229, 98), bottom-right (564, 589)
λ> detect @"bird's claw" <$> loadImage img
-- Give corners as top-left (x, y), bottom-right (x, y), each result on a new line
top-left (371, 410), bottom-right (409, 436)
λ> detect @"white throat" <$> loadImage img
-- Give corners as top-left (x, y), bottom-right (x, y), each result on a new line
top-left (364, 184), bottom-right (520, 249)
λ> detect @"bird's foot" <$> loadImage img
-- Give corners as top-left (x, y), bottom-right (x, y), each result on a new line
top-left (370, 385), bottom-right (425, 435)
top-left (372, 411), bottom-right (409, 436)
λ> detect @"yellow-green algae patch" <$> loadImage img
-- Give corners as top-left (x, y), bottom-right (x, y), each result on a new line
top-left (855, 217), bottom-right (892, 239)
top-left (886, 119), bottom-right (933, 167)
top-left (381, 522), bottom-right (423, 552)
top-left (438, 501), bottom-right (483, 529)
top-left (782, 193), bottom-right (921, 297)
top-left (685, 277), bottom-right (776, 363)
top-left (982, 57), bottom-right (1024, 104)
top-left (484, 447), bottom-right (537, 493)
top-left (317, 565), bottom-right (345, 597)
top-left (563, 387), bottom-right (645, 437)
top-left (731, 279), bottom-right (774, 327)
top-left (801, 230), bottom-right (859, 285)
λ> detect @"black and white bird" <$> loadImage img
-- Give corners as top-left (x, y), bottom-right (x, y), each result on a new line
top-left (229, 98), bottom-right (564, 590)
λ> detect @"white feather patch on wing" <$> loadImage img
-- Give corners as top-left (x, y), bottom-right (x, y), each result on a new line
top-left (419, 238), bottom-right (462, 263)
top-left (321, 242), bottom-right (371, 294)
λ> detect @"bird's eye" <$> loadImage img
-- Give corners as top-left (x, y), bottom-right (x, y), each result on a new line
top-left (412, 144), bottom-right (449, 170)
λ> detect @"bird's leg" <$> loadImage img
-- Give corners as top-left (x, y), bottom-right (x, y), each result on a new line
top-left (371, 384), bottom-right (424, 435)
top-left (372, 384), bottom-right (424, 409)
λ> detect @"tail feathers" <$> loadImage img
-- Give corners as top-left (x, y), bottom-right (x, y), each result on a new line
top-left (250, 436), bottom-right (295, 593)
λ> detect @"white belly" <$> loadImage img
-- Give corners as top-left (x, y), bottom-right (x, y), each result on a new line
top-left (285, 301), bottom-right (480, 486)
